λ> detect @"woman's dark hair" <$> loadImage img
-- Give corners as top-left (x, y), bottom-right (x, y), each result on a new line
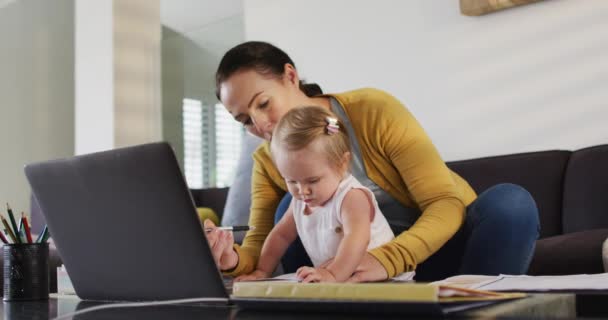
top-left (215, 41), bottom-right (322, 100)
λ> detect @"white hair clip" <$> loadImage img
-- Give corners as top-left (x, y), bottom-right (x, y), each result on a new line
top-left (326, 117), bottom-right (340, 135)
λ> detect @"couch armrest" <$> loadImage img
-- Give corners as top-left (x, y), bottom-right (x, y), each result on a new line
top-left (528, 228), bottom-right (608, 275)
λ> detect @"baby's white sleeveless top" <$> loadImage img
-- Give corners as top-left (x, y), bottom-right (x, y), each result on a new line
top-left (292, 174), bottom-right (395, 267)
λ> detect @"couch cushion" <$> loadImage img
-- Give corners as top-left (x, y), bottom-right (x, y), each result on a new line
top-left (562, 144), bottom-right (608, 234)
top-left (527, 228), bottom-right (608, 275)
top-left (447, 150), bottom-right (571, 238)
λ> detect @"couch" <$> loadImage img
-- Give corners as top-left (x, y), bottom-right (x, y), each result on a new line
top-left (193, 144), bottom-right (608, 276)
top-left (446, 144), bottom-right (608, 275)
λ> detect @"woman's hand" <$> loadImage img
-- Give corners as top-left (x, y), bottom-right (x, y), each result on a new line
top-left (204, 219), bottom-right (239, 271)
top-left (345, 253), bottom-right (388, 283)
top-left (234, 269), bottom-right (270, 282)
top-left (296, 266), bottom-right (337, 283)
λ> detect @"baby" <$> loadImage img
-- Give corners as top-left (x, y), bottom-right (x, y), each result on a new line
top-left (236, 106), bottom-right (402, 282)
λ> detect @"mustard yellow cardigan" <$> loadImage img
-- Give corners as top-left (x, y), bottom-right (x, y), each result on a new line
top-left (226, 88), bottom-right (477, 277)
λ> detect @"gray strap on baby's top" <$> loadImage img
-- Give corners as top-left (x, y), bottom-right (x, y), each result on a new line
top-left (329, 97), bottom-right (421, 234)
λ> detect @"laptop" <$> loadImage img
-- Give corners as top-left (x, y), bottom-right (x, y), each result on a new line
top-left (24, 142), bottom-right (229, 302)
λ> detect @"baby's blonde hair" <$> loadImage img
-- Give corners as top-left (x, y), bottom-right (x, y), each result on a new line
top-left (271, 106), bottom-right (351, 172)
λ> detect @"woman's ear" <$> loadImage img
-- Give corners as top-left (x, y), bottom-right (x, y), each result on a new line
top-left (283, 63), bottom-right (300, 87)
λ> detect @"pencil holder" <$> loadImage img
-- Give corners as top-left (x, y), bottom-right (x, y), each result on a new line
top-left (3, 243), bottom-right (49, 301)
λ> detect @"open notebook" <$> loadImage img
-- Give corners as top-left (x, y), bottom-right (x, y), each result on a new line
top-left (232, 280), bottom-right (525, 303)
top-left (231, 280), bottom-right (525, 316)
top-left (230, 271), bottom-right (526, 315)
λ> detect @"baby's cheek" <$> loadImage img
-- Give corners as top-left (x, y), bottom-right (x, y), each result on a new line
top-left (287, 185), bottom-right (299, 197)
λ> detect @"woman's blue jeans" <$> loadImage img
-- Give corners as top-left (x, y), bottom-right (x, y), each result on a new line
top-left (274, 183), bottom-right (540, 281)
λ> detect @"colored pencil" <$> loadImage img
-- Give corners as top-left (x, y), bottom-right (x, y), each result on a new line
top-left (1, 216), bottom-right (17, 243)
top-left (18, 217), bottom-right (27, 243)
top-left (0, 229), bottom-right (8, 244)
top-left (6, 203), bottom-right (21, 243)
top-left (36, 225), bottom-right (49, 243)
top-left (22, 212), bottom-right (33, 243)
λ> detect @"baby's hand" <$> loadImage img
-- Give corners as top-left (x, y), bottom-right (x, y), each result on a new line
top-left (234, 270), bottom-right (270, 282)
top-left (296, 266), bottom-right (337, 283)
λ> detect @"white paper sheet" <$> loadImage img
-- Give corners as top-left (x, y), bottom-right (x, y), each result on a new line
top-left (477, 273), bottom-right (608, 291)
top-left (433, 273), bottom-right (608, 291)
top-left (431, 275), bottom-right (498, 289)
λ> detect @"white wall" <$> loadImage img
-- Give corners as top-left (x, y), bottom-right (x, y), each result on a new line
top-left (0, 0), bottom-right (74, 215)
top-left (74, 0), bottom-right (113, 154)
top-left (244, 0), bottom-right (608, 160)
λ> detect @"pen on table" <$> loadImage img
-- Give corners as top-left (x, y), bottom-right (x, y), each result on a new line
top-left (22, 212), bottom-right (33, 243)
top-left (204, 225), bottom-right (256, 233)
top-left (6, 203), bottom-right (21, 243)
top-left (1, 216), bottom-right (18, 243)
top-left (35, 225), bottom-right (49, 243)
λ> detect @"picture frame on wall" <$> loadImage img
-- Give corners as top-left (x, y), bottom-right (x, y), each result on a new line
top-left (460, 0), bottom-right (546, 16)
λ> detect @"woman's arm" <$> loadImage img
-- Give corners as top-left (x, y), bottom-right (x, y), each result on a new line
top-left (369, 90), bottom-right (466, 277)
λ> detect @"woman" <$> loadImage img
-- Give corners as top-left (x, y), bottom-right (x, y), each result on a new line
top-left (205, 41), bottom-right (539, 282)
